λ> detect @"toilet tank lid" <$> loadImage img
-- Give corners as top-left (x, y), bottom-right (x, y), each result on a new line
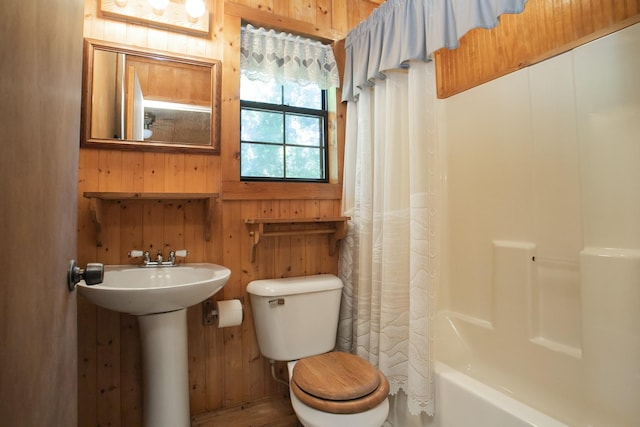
top-left (247, 274), bottom-right (343, 297)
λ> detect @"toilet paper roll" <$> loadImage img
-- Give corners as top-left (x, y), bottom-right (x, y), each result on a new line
top-left (215, 299), bottom-right (243, 328)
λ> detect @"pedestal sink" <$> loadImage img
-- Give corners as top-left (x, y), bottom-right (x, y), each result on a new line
top-left (77, 263), bottom-right (231, 427)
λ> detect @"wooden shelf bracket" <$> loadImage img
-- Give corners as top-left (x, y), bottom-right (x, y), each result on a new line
top-left (88, 197), bottom-right (104, 247)
top-left (244, 217), bottom-right (350, 262)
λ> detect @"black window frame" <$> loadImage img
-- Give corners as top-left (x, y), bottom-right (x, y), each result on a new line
top-left (239, 84), bottom-right (330, 183)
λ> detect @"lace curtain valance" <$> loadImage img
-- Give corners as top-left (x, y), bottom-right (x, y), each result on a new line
top-left (342, 0), bottom-right (529, 101)
top-left (240, 24), bottom-right (340, 89)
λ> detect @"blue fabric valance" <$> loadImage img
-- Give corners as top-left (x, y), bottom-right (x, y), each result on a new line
top-left (342, 0), bottom-right (528, 101)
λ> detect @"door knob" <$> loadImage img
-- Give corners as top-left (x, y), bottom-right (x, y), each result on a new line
top-left (67, 260), bottom-right (104, 291)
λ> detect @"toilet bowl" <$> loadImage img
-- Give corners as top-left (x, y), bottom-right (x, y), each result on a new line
top-left (287, 352), bottom-right (389, 427)
top-left (246, 274), bottom-right (391, 426)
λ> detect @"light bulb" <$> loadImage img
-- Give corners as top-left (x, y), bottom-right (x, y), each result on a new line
top-left (143, 128), bottom-right (153, 139)
top-left (148, 0), bottom-right (169, 14)
top-left (185, 0), bottom-right (206, 19)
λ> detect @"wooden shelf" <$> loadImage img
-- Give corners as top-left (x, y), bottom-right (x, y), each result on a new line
top-left (244, 217), bottom-right (349, 262)
top-left (83, 192), bottom-right (218, 246)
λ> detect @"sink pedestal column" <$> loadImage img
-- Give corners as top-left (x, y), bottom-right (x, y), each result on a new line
top-left (138, 308), bottom-right (190, 427)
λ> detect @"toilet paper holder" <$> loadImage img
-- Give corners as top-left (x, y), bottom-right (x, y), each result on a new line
top-left (202, 298), bottom-right (244, 326)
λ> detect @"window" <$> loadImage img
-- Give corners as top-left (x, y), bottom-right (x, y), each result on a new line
top-left (240, 75), bottom-right (328, 182)
top-left (239, 24), bottom-right (339, 182)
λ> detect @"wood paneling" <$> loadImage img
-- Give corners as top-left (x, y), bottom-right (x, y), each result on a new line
top-left (127, 57), bottom-right (212, 106)
top-left (435, 0), bottom-right (640, 98)
top-left (78, 1), bottom-right (369, 425)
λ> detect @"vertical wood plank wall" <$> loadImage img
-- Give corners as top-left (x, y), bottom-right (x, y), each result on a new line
top-left (77, 1), bottom-right (377, 426)
top-left (434, 0), bottom-right (640, 98)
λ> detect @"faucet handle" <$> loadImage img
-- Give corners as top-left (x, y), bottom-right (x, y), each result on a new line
top-left (129, 250), bottom-right (151, 264)
top-left (167, 249), bottom-right (188, 266)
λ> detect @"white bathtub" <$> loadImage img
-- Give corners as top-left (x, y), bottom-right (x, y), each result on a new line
top-left (426, 363), bottom-right (568, 427)
top-left (385, 363), bottom-right (568, 427)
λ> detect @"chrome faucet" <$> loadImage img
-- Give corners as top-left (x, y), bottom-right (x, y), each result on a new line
top-left (128, 249), bottom-right (189, 267)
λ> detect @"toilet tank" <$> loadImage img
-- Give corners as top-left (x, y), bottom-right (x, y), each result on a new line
top-left (247, 274), bottom-right (343, 361)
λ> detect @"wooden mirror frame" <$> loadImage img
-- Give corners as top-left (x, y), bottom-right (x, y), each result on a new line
top-left (81, 38), bottom-right (221, 154)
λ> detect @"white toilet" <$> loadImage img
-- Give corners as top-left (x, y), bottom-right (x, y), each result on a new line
top-left (247, 274), bottom-right (389, 427)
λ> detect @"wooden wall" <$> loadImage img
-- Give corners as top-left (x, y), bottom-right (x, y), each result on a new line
top-left (434, 0), bottom-right (640, 98)
top-left (77, 1), bottom-right (377, 426)
top-left (127, 57), bottom-right (212, 106)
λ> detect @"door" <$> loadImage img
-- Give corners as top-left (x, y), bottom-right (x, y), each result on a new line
top-left (0, 0), bottom-right (84, 425)
top-left (125, 65), bottom-right (145, 140)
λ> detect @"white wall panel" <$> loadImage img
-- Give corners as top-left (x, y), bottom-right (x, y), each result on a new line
top-left (574, 24), bottom-right (640, 250)
top-left (528, 52), bottom-right (583, 354)
top-left (444, 70), bottom-right (533, 322)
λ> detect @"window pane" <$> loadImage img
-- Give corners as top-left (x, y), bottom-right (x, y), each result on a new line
top-left (240, 74), bottom-right (282, 104)
top-left (285, 115), bottom-right (322, 147)
top-left (241, 109), bottom-right (283, 143)
top-left (284, 82), bottom-right (322, 109)
top-left (241, 143), bottom-right (284, 178)
top-left (285, 146), bottom-right (324, 179)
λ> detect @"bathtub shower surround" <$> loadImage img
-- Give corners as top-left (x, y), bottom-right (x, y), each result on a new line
top-left (440, 23), bottom-right (640, 426)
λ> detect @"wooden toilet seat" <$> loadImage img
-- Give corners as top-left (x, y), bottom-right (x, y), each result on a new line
top-left (291, 352), bottom-right (389, 414)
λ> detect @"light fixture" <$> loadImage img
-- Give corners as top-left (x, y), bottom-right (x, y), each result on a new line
top-left (144, 99), bottom-right (212, 113)
top-left (148, 0), bottom-right (169, 15)
top-left (185, 0), bottom-right (206, 20)
top-left (101, 0), bottom-right (210, 37)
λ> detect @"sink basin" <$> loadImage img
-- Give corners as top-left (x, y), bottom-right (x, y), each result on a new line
top-left (77, 263), bottom-right (231, 315)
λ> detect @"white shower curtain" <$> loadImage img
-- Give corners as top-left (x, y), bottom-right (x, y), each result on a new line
top-left (337, 0), bottom-right (529, 419)
top-left (338, 60), bottom-right (440, 416)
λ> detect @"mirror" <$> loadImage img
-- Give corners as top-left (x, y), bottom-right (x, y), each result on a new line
top-left (81, 38), bottom-right (221, 153)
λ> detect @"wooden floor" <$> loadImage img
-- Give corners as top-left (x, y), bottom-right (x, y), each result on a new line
top-left (191, 394), bottom-right (300, 427)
